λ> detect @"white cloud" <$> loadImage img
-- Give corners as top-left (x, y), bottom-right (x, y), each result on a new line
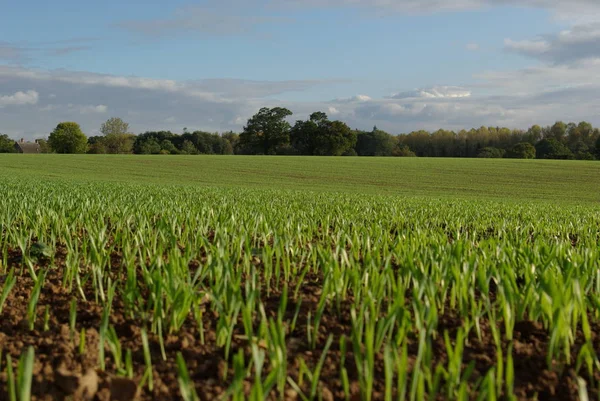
top-left (390, 86), bottom-right (471, 99)
top-left (0, 90), bottom-right (39, 107)
top-left (505, 23), bottom-right (600, 63)
top-left (466, 43), bottom-right (480, 51)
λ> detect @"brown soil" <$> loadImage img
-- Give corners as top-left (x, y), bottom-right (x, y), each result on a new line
top-left (0, 249), bottom-right (598, 401)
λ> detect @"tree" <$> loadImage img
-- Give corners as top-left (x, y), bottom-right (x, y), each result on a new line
top-left (133, 131), bottom-right (175, 154)
top-left (222, 131), bottom-right (239, 154)
top-left (100, 117), bottom-right (130, 136)
top-left (477, 147), bottom-right (505, 158)
top-left (526, 125), bottom-right (543, 144)
top-left (239, 107), bottom-right (292, 155)
top-left (0, 134), bottom-right (17, 153)
top-left (48, 122), bottom-right (88, 154)
top-left (138, 139), bottom-right (161, 154)
top-left (100, 117), bottom-right (134, 154)
top-left (549, 121), bottom-right (567, 142)
top-left (313, 120), bottom-right (356, 156)
top-left (535, 138), bottom-right (574, 159)
top-left (160, 139), bottom-right (178, 154)
top-left (180, 140), bottom-right (198, 155)
top-left (87, 136), bottom-right (107, 154)
top-left (392, 144), bottom-right (416, 157)
top-left (36, 138), bottom-right (51, 153)
top-left (355, 127), bottom-right (395, 156)
top-left (506, 142), bottom-right (536, 159)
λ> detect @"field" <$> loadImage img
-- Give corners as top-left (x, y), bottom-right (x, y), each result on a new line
top-left (0, 155), bottom-right (599, 401)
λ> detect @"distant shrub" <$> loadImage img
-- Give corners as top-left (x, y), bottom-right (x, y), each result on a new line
top-left (392, 145), bottom-right (416, 157)
top-left (477, 147), bottom-right (505, 158)
top-left (506, 143), bottom-right (536, 159)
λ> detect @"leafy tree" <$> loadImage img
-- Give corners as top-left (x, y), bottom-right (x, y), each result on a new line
top-left (506, 142), bottom-right (536, 159)
top-left (138, 138), bottom-right (161, 154)
top-left (535, 138), bottom-right (574, 159)
top-left (355, 127), bottom-right (395, 156)
top-left (0, 134), bottom-right (17, 153)
top-left (314, 120), bottom-right (356, 156)
top-left (290, 112), bottom-right (355, 156)
top-left (222, 131), bottom-right (239, 153)
top-left (477, 147), bottom-right (505, 158)
top-left (526, 125), bottom-right (543, 144)
top-left (180, 140), bottom-right (198, 155)
top-left (239, 107), bottom-right (293, 155)
top-left (290, 112), bottom-right (327, 155)
top-left (549, 121), bottom-right (567, 142)
top-left (87, 136), bottom-right (107, 154)
top-left (100, 117), bottom-right (130, 136)
top-left (160, 139), bottom-right (178, 154)
top-left (100, 117), bottom-right (134, 154)
top-left (36, 138), bottom-right (51, 153)
top-left (48, 122), bottom-right (88, 154)
top-left (392, 144), bottom-right (416, 157)
top-left (133, 131), bottom-right (175, 154)
top-left (595, 136), bottom-right (600, 159)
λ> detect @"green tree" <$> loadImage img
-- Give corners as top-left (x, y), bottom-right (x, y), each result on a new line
top-left (506, 142), bottom-right (536, 159)
top-left (160, 139), bottom-right (178, 154)
top-left (526, 125), bottom-right (543, 144)
top-left (36, 138), bottom-right (51, 153)
top-left (477, 147), bottom-right (505, 158)
top-left (313, 120), bottom-right (356, 156)
top-left (87, 136), bottom-right (107, 154)
top-left (48, 122), bottom-right (88, 154)
top-left (392, 144), bottom-right (416, 157)
top-left (0, 134), bottom-right (17, 153)
top-left (239, 107), bottom-right (293, 155)
top-left (355, 127), bottom-right (395, 156)
top-left (222, 131), bottom-right (239, 154)
top-left (180, 140), bottom-right (198, 155)
top-left (535, 138), bottom-right (574, 159)
top-left (100, 117), bottom-right (134, 154)
top-left (290, 112), bottom-right (328, 155)
top-left (138, 139), bottom-right (161, 154)
top-left (549, 121), bottom-right (567, 142)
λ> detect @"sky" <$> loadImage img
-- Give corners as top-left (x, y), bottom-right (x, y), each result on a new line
top-left (1, 0), bottom-right (599, 139)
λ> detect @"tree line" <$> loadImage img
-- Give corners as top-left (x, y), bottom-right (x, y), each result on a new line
top-left (1, 107), bottom-right (600, 160)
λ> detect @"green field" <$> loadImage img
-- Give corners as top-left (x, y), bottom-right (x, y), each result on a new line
top-left (0, 156), bottom-right (599, 400)
top-left (0, 154), bottom-right (598, 203)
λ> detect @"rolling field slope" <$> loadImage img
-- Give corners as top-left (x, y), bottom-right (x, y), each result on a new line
top-left (0, 154), bottom-right (598, 203)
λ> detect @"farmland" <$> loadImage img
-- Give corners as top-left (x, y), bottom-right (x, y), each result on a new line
top-left (0, 156), bottom-right (599, 400)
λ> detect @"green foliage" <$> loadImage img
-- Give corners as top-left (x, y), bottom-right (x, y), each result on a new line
top-left (290, 112), bottom-right (356, 156)
top-left (100, 117), bottom-right (130, 137)
top-left (392, 144), bottom-right (416, 157)
top-left (48, 122), bottom-right (88, 154)
top-left (506, 142), bottom-right (536, 159)
top-left (35, 139), bottom-right (51, 154)
top-left (355, 127), bottom-right (396, 156)
top-left (477, 147), bottom-right (505, 158)
top-left (239, 107), bottom-right (293, 155)
top-left (535, 138), bottom-right (574, 160)
top-left (160, 139), bottom-right (178, 154)
top-left (0, 134), bottom-right (17, 153)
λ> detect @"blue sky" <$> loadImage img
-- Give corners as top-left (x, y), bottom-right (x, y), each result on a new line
top-left (1, 0), bottom-right (599, 138)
